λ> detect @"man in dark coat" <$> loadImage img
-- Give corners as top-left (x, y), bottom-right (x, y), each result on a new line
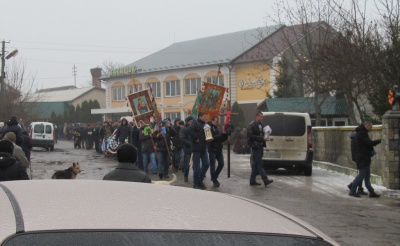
top-left (153, 119), bottom-right (176, 179)
top-left (139, 125), bottom-right (157, 175)
top-left (187, 112), bottom-right (210, 189)
top-left (0, 139), bottom-right (29, 181)
top-left (20, 130), bottom-right (32, 162)
top-left (0, 116), bottom-right (23, 146)
top-left (115, 118), bottom-right (131, 145)
top-left (247, 112), bottom-right (273, 187)
top-left (207, 116), bottom-right (228, 187)
top-left (349, 122), bottom-right (381, 198)
top-left (103, 143), bottom-right (151, 183)
top-left (130, 122), bottom-right (143, 170)
top-left (347, 131), bottom-right (366, 195)
top-left (180, 116), bottom-right (194, 182)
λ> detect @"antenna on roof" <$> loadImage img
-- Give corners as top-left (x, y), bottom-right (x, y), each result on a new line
top-left (72, 64), bottom-right (77, 87)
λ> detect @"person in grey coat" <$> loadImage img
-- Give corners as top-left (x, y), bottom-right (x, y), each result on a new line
top-left (103, 143), bottom-right (151, 183)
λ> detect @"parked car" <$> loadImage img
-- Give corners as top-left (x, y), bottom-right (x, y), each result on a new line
top-left (0, 180), bottom-right (338, 245)
top-left (261, 112), bottom-right (314, 176)
top-left (28, 122), bottom-right (55, 151)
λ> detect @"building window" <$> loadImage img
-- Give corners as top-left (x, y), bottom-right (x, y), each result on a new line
top-left (112, 86), bottom-right (125, 101)
top-left (165, 80), bottom-right (181, 97)
top-left (146, 82), bottom-right (161, 98)
top-left (129, 84), bottom-right (142, 94)
top-left (205, 75), bottom-right (224, 86)
top-left (165, 112), bottom-right (181, 121)
top-left (185, 78), bottom-right (201, 95)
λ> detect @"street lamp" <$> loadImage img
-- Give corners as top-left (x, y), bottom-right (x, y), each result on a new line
top-left (0, 40), bottom-right (19, 121)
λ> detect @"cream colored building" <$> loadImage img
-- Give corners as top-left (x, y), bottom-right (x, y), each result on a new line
top-left (94, 23), bottom-right (329, 123)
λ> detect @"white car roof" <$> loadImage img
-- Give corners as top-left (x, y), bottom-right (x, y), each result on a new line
top-left (0, 180), bottom-right (337, 245)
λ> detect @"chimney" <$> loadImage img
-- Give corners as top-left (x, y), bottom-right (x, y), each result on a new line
top-left (90, 67), bottom-right (102, 88)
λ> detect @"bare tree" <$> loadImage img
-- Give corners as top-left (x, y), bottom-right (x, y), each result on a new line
top-left (3, 59), bottom-right (44, 126)
top-left (264, 0), bottom-right (341, 125)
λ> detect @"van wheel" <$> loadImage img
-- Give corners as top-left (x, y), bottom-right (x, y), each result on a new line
top-left (50, 145), bottom-right (54, 151)
top-left (304, 166), bottom-right (312, 176)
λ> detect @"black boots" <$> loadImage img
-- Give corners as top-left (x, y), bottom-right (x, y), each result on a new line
top-left (349, 192), bottom-right (361, 198)
top-left (369, 191), bottom-right (381, 198)
top-left (264, 179), bottom-right (273, 187)
top-left (159, 173), bottom-right (163, 179)
top-left (250, 181), bottom-right (261, 186)
top-left (357, 187), bottom-right (368, 195)
top-left (212, 179), bottom-right (220, 187)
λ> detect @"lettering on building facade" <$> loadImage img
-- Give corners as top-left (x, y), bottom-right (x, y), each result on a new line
top-left (238, 75), bottom-right (266, 90)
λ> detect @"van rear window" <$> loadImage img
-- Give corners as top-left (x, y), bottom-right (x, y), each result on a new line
top-left (263, 115), bottom-right (306, 136)
top-left (45, 125), bottom-right (52, 134)
top-left (33, 125), bottom-right (44, 134)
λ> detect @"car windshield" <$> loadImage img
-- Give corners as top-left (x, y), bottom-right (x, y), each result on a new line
top-left (3, 230), bottom-right (333, 246)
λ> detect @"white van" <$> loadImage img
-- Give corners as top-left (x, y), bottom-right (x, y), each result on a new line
top-left (261, 112), bottom-right (313, 176)
top-left (29, 122), bottom-right (55, 151)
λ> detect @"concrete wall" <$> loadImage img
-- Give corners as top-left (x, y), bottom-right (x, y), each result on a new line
top-left (313, 125), bottom-right (389, 183)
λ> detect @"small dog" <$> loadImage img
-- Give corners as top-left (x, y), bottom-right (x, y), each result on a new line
top-left (52, 162), bottom-right (81, 179)
top-left (152, 173), bottom-right (177, 185)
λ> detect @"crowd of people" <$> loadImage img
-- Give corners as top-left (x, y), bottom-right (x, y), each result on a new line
top-left (0, 116), bottom-right (31, 181)
top-left (0, 113), bottom-right (382, 198)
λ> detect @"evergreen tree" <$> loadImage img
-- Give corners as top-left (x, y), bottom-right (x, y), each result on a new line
top-left (230, 101), bottom-right (245, 129)
top-left (50, 111), bottom-right (57, 124)
top-left (75, 105), bottom-right (82, 123)
top-left (273, 58), bottom-right (297, 98)
top-left (69, 105), bottom-right (76, 123)
top-left (92, 100), bottom-right (103, 122)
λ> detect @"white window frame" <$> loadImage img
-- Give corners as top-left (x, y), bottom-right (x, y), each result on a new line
top-left (112, 86), bottom-right (125, 101)
top-left (165, 112), bottom-right (181, 121)
top-left (185, 78), bottom-right (201, 95)
top-left (333, 118), bottom-right (348, 126)
top-left (205, 75), bottom-right (224, 86)
top-left (129, 84), bottom-right (142, 94)
top-left (165, 80), bottom-right (181, 97)
top-left (146, 82), bottom-right (161, 98)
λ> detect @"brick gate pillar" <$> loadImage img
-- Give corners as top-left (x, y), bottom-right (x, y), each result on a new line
top-left (382, 110), bottom-right (400, 189)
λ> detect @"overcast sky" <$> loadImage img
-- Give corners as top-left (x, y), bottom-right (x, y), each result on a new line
top-left (1, 0), bottom-right (278, 90)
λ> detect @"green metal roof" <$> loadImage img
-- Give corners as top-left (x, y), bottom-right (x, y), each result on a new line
top-left (259, 97), bottom-right (349, 116)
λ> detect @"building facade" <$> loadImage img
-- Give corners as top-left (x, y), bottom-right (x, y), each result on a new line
top-left (95, 22), bottom-right (335, 124)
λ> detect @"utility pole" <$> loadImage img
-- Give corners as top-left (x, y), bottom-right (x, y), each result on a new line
top-left (0, 41), bottom-right (6, 121)
top-left (72, 64), bottom-right (77, 87)
top-left (0, 40), bottom-right (18, 121)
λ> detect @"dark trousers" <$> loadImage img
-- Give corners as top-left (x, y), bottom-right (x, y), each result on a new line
top-left (209, 150), bottom-right (224, 181)
top-left (250, 146), bottom-right (269, 182)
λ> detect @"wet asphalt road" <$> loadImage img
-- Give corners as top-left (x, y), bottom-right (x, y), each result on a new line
top-left (30, 140), bottom-right (400, 246)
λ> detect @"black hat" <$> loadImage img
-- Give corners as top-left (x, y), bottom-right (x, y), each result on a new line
top-left (0, 139), bottom-right (14, 154)
top-left (185, 116), bottom-right (194, 123)
top-left (117, 143), bottom-right (137, 163)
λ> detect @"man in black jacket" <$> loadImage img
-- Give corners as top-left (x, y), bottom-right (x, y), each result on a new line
top-left (0, 139), bottom-right (29, 181)
top-left (247, 112), bottom-right (273, 187)
top-left (349, 122), bottom-right (381, 198)
top-left (188, 112), bottom-right (209, 189)
top-left (207, 116), bottom-right (227, 187)
top-left (153, 119), bottom-right (176, 179)
top-left (0, 116), bottom-right (23, 146)
top-left (103, 143), bottom-right (151, 183)
top-left (180, 116), bottom-right (194, 182)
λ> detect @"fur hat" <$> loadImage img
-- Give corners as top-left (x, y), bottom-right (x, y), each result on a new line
top-left (0, 139), bottom-right (14, 154)
top-left (117, 143), bottom-right (137, 163)
top-left (3, 132), bottom-right (17, 143)
top-left (185, 116), bottom-right (194, 123)
top-left (7, 116), bottom-right (18, 126)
